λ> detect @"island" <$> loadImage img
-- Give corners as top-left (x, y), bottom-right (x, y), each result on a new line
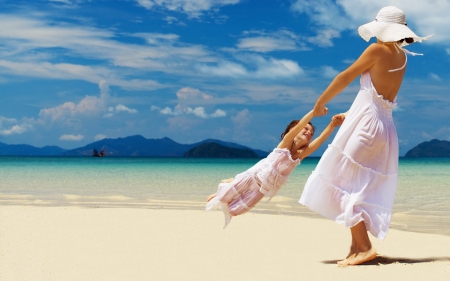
top-left (405, 139), bottom-right (450, 157)
top-left (183, 142), bottom-right (258, 158)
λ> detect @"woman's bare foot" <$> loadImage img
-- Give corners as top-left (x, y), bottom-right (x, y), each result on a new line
top-left (338, 221), bottom-right (376, 266)
top-left (346, 236), bottom-right (357, 259)
top-left (206, 193), bottom-right (217, 202)
top-left (338, 247), bottom-right (377, 266)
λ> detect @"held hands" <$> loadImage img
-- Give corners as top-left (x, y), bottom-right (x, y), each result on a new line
top-left (313, 106), bottom-right (328, 117)
top-left (331, 113), bottom-right (345, 127)
top-left (313, 101), bottom-right (327, 116)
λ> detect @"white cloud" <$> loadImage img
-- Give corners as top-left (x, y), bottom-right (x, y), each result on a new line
top-left (393, 106), bottom-right (404, 112)
top-left (177, 87), bottom-right (213, 101)
top-left (151, 87), bottom-right (226, 118)
top-left (307, 28), bottom-right (341, 47)
top-left (0, 60), bottom-right (163, 91)
top-left (94, 134), bottom-right (107, 141)
top-left (186, 107), bottom-right (208, 118)
top-left (0, 116), bottom-right (35, 136)
top-left (0, 15), bottom-right (207, 89)
top-left (38, 80), bottom-right (138, 122)
top-left (321, 65), bottom-right (339, 78)
top-left (421, 131), bottom-right (433, 139)
top-left (434, 126), bottom-right (450, 141)
top-left (48, 0), bottom-right (73, 4)
top-left (237, 30), bottom-right (307, 53)
top-left (197, 55), bottom-right (303, 79)
top-left (291, 0), bottom-right (449, 45)
top-left (429, 73), bottom-right (441, 81)
top-left (110, 105), bottom-right (138, 114)
top-left (164, 16), bottom-right (181, 25)
top-left (231, 109), bottom-right (250, 130)
top-left (59, 134), bottom-right (84, 141)
top-left (197, 61), bottom-right (247, 78)
top-left (135, 0), bottom-right (241, 18)
top-left (0, 124), bottom-right (30, 136)
top-left (39, 81), bottom-right (110, 122)
top-left (210, 109), bottom-right (226, 118)
top-left (0, 116), bottom-right (17, 125)
top-left (154, 105), bottom-right (225, 118)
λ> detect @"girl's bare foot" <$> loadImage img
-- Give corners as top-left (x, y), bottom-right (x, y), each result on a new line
top-left (338, 247), bottom-right (377, 266)
top-left (206, 193), bottom-right (217, 202)
top-left (221, 178), bottom-right (234, 183)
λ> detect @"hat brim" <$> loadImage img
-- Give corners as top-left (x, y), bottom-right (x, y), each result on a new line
top-left (358, 21), bottom-right (430, 46)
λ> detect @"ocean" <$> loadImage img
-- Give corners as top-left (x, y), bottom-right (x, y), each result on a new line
top-left (0, 156), bottom-right (449, 236)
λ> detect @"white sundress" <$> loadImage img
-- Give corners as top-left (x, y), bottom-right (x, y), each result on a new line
top-left (206, 148), bottom-right (300, 228)
top-left (300, 71), bottom-right (399, 240)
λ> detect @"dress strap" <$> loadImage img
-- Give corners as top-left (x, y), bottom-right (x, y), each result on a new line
top-left (388, 43), bottom-right (422, 73)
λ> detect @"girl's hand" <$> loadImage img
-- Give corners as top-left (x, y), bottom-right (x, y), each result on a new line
top-left (331, 113), bottom-right (345, 127)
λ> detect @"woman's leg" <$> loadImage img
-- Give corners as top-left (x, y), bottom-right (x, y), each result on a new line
top-left (338, 221), bottom-right (377, 266)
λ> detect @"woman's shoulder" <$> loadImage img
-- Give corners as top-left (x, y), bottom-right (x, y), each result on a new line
top-left (364, 43), bottom-right (391, 55)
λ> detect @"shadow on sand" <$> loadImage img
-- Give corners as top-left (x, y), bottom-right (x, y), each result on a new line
top-left (322, 255), bottom-right (450, 266)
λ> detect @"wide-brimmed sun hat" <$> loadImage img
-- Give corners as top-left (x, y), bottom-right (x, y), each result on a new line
top-left (358, 6), bottom-right (432, 46)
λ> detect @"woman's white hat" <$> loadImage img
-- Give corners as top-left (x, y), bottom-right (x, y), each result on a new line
top-left (358, 6), bottom-right (432, 46)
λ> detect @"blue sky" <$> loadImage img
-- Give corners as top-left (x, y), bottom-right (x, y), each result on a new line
top-left (0, 0), bottom-right (448, 156)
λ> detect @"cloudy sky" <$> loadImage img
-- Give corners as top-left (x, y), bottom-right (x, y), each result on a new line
top-left (0, 0), bottom-right (448, 156)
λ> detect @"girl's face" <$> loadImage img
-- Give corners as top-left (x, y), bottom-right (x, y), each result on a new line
top-left (297, 124), bottom-right (314, 143)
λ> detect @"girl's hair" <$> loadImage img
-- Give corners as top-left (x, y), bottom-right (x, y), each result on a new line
top-left (280, 120), bottom-right (315, 140)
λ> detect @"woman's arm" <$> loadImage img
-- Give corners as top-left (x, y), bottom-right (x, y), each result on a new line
top-left (314, 44), bottom-right (382, 115)
top-left (298, 113), bottom-right (345, 160)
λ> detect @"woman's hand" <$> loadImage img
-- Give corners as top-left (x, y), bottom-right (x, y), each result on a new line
top-left (313, 101), bottom-right (327, 116)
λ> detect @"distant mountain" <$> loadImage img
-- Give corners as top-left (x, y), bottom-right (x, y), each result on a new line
top-left (0, 141), bottom-right (66, 156)
top-left (58, 135), bottom-right (268, 157)
top-left (0, 136), bottom-right (269, 157)
top-left (61, 135), bottom-right (189, 157)
top-left (191, 138), bottom-right (268, 158)
top-left (184, 142), bottom-right (258, 158)
top-left (405, 139), bottom-right (450, 157)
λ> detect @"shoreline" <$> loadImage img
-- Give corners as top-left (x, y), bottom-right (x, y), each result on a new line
top-left (1, 192), bottom-right (449, 237)
top-left (1, 205), bottom-right (449, 281)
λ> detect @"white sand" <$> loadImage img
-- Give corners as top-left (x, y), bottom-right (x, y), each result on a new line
top-left (0, 205), bottom-right (449, 281)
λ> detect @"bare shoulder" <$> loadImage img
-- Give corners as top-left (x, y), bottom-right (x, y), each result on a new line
top-left (363, 43), bottom-right (389, 56)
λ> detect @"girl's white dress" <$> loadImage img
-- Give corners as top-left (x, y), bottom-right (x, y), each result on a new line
top-left (300, 71), bottom-right (398, 240)
top-left (206, 148), bottom-right (300, 227)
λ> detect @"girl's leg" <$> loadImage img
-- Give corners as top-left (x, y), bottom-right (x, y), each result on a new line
top-left (229, 190), bottom-right (264, 216)
top-left (338, 221), bottom-right (377, 266)
top-left (206, 178), bottom-right (236, 202)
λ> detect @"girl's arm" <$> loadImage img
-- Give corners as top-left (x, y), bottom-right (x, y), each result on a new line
top-left (298, 113), bottom-right (345, 160)
top-left (314, 44), bottom-right (382, 115)
top-left (277, 109), bottom-right (326, 149)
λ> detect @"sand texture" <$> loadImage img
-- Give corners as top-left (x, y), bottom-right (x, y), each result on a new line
top-left (0, 206), bottom-right (449, 280)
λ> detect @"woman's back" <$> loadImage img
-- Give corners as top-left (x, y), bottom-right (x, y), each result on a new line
top-left (369, 42), bottom-right (407, 102)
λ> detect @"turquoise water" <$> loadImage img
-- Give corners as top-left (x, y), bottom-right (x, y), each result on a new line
top-left (0, 157), bottom-right (449, 236)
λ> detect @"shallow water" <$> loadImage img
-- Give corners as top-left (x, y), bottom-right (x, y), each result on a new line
top-left (0, 156), bottom-right (449, 236)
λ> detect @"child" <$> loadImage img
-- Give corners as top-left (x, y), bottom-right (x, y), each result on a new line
top-left (206, 109), bottom-right (345, 227)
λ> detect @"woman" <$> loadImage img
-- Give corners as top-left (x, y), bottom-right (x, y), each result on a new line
top-left (299, 6), bottom-right (432, 266)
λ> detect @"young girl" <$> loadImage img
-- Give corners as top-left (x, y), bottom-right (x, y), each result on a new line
top-left (299, 6), bottom-right (432, 266)
top-left (206, 109), bottom-right (344, 227)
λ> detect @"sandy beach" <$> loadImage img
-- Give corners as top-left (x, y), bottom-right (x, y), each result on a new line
top-left (0, 205), bottom-right (449, 281)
